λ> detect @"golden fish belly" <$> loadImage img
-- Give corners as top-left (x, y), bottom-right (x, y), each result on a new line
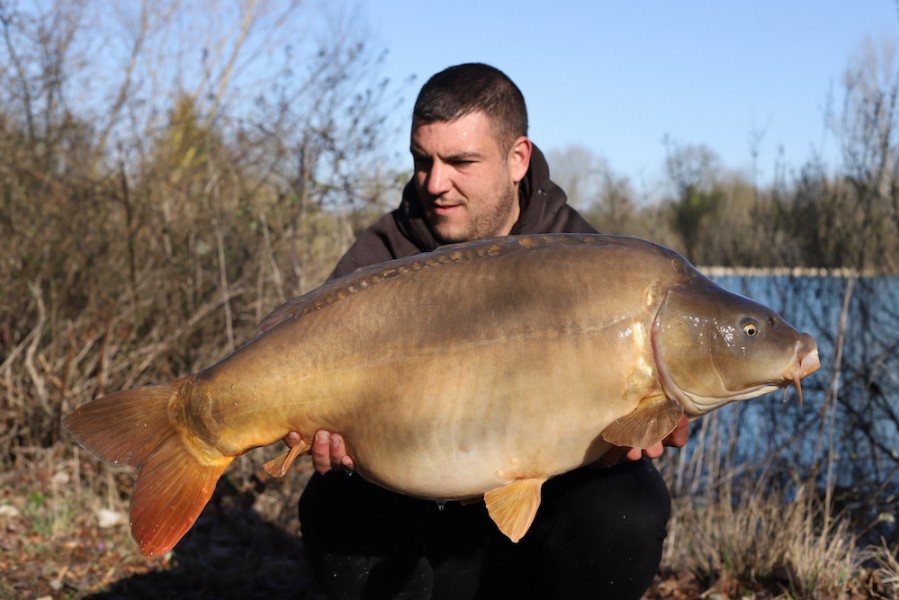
top-left (203, 298), bottom-right (647, 500)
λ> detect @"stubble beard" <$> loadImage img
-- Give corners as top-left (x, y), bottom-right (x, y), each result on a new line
top-left (429, 184), bottom-right (519, 245)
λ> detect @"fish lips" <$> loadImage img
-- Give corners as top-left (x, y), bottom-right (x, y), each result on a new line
top-left (783, 343), bottom-right (820, 405)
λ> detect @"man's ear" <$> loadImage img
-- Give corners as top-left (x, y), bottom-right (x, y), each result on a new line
top-left (509, 136), bottom-right (532, 183)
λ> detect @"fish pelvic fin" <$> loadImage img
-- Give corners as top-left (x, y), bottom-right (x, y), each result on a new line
top-left (63, 380), bottom-right (233, 557)
top-left (484, 478), bottom-right (545, 543)
top-left (262, 440), bottom-right (309, 478)
top-left (601, 395), bottom-right (683, 449)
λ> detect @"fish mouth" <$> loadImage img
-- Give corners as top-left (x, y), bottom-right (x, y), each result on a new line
top-left (661, 346), bottom-right (822, 416)
top-left (783, 346), bottom-right (820, 405)
top-left (684, 382), bottom-right (785, 413)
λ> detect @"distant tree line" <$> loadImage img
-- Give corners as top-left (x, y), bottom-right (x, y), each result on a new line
top-left (549, 36), bottom-right (899, 274)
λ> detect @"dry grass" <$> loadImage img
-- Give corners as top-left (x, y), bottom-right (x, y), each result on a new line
top-left (661, 485), bottom-right (862, 598)
top-left (864, 540), bottom-right (899, 593)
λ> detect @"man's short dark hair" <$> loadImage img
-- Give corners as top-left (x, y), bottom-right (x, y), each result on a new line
top-left (412, 63), bottom-right (528, 150)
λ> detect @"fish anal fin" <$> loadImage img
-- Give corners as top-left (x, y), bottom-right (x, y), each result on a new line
top-left (484, 478), bottom-right (545, 543)
top-left (262, 441), bottom-right (310, 478)
top-left (602, 395), bottom-right (683, 449)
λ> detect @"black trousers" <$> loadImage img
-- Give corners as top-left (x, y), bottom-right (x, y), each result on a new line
top-left (299, 459), bottom-right (670, 600)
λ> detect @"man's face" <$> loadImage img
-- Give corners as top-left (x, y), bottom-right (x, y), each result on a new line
top-left (410, 111), bottom-right (530, 244)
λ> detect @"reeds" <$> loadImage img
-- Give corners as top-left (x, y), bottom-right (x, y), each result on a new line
top-left (660, 423), bottom-right (865, 597)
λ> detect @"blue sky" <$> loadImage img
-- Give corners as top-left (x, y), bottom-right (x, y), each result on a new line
top-left (362, 1), bottom-right (898, 188)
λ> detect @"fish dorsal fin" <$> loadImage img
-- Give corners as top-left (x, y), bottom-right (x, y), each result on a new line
top-left (602, 395), bottom-right (683, 448)
top-left (484, 478), bottom-right (545, 543)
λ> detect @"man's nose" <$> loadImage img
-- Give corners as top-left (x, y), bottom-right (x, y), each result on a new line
top-left (426, 162), bottom-right (451, 196)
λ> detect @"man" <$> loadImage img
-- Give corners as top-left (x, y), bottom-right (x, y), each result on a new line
top-left (288, 63), bottom-right (688, 599)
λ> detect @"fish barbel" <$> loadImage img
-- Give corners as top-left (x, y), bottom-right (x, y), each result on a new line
top-left (64, 234), bottom-right (820, 556)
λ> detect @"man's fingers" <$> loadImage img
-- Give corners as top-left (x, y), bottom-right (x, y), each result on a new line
top-left (312, 431), bottom-right (332, 473)
top-left (329, 434), bottom-right (356, 471)
top-left (284, 431), bottom-right (303, 449)
top-left (640, 443), bottom-right (664, 460)
top-left (664, 415), bottom-right (691, 447)
top-left (329, 433), bottom-right (345, 463)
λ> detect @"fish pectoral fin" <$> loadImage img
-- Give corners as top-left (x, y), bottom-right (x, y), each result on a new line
top-left (602, 396), bottom-right (683, 449)
top-left (484, 478), bottom-right (545, 543)
top-left (262, 441), bottom-right (309, 478)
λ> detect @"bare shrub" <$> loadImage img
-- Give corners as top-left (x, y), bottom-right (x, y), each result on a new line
top-left (0, 1), bottom-right (401, 490)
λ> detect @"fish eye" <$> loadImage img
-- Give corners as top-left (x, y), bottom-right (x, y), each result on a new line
top-left (742, 320), bottom-right (760, 336)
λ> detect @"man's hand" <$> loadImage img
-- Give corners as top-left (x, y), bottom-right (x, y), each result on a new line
top-left (598, 414), bottom-right (690, 466)
top-left (284, 430), bottom-right (355, 474)
top-left (286, 415), bottom-right (690, 474)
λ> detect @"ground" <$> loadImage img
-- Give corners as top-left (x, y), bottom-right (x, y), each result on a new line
top-left (1, 464), bottom-right (892, 599)
top-left (0, 491), bottom-right (764, 600)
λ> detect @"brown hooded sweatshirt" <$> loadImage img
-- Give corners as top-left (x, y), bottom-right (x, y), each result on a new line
top-left (330, 145), bottom-right (597, 279)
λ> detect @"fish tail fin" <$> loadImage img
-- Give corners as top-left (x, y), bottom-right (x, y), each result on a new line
top-left (63, 380), bottom-right (233, 556)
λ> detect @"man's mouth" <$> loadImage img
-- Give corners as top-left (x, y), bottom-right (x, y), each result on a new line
top-left (431, 202), bottom-right (464, 216)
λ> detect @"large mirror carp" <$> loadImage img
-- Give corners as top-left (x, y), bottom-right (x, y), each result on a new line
top-left (64, 234), bottom-right (820, 556)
